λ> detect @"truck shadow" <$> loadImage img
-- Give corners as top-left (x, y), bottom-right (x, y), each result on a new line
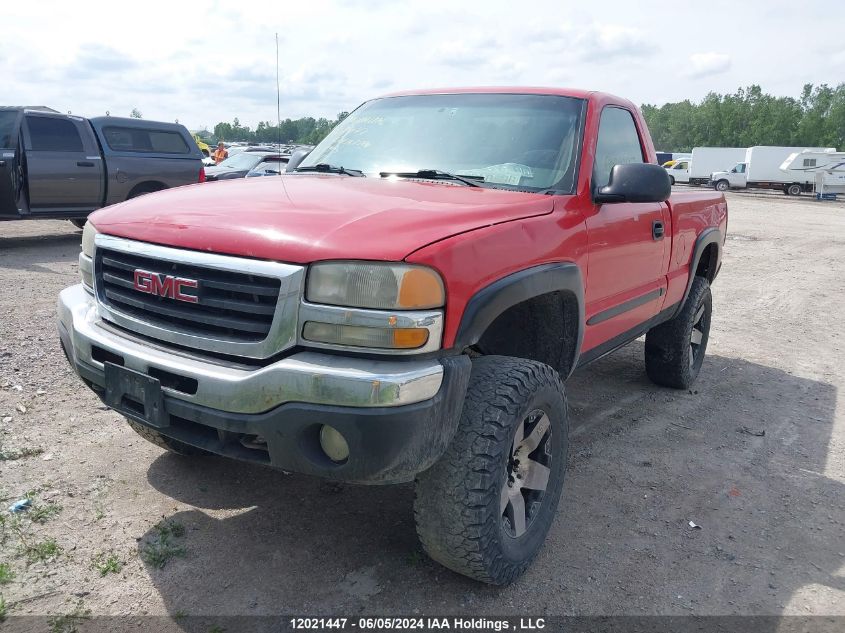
top-left (0, 222), bottom-right (81, 273)
top-left (139, 345), bottom-right (843, 622)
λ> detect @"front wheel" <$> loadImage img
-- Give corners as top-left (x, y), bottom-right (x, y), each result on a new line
top-left (669, 175), bottom-right (675, 185)
top-left (787, 183), bottom-right (802, 196)
top-left (714, 180), bottom-right (730, 192)
top-left (414, 356), bottom-right (567, 585)
top-left (69, 219), bottom-right (87, 229)
top-left (645, 276), bottom-right (712, 389)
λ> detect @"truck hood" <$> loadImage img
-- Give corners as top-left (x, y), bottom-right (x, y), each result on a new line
top-left (90, 175), bottom-right (555, 263)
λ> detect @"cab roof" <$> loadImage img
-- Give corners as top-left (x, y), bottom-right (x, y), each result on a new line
top-left (377, 86), bottom-right (601, 101)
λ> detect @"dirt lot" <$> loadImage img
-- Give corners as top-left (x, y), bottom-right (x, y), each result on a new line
top-left (1, 192), bottom-right (844, 624)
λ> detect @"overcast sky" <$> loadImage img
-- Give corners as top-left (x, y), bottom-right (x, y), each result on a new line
top-left (4, 0), bottom-right (844, 131)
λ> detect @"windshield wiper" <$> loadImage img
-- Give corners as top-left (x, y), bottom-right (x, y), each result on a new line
top-left (379, 169), bottom-right (485, 188)
top-left (295, 163), bottom-right (364, 177)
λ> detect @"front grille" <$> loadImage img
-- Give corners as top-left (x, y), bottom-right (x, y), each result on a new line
top-left (95, 248), bottom-right (282, 343)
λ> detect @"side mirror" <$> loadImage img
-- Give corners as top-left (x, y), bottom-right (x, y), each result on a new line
top-left (286, 149), bottom-right (311, 172)
top-left (594, 163), bottom-right (671, 204)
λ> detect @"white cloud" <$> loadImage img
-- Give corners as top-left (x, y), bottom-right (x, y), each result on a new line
top-left (2, 0), bottom-right (843, 129)
top-left (686, 52), bottom-right (732, 79)
top-left (578, 25), bottom-right (656, 61)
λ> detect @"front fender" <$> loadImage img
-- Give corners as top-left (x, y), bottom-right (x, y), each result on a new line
top-left (453, 263), bottom-right (585, 377)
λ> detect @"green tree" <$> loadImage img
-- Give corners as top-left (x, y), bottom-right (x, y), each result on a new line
top-left (130, 108), bottom-right (142, 119)
top-left (641, 83), bottom-right (845, 151)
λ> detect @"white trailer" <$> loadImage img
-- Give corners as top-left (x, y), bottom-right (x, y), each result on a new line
top-left (802, 154), bottom-right (845, 197)
top-left (815, 169), bottom-right (845, 197)
top-left (686, 147), bottom-right (748, 186)
top-left (780, 149), bottom-right (845, 175)
top-left (710, 146), bottom-right (836, 195)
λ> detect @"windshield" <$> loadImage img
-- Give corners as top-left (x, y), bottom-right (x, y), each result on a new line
top-left (301, 93), bottom-right (585, 192)
top-left (250, 160), bottom-right (286, 175)
top-left (218, 152), bottom-right (267, 170)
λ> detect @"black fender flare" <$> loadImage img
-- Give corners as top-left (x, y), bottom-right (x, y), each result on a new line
top-left (453, 263), bottom-right (585, 377)
top-left (674, 227), bottom-right (722, 318)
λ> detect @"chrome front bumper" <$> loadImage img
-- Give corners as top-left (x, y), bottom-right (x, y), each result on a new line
top-left (57, 284), bottom-right (444, 414)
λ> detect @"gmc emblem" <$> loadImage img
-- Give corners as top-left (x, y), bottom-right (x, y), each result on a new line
top-left (133, 269), bottom-right (199, 304)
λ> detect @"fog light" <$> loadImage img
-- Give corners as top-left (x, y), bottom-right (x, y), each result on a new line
top-left (319, 425), bottom-right (349, 463)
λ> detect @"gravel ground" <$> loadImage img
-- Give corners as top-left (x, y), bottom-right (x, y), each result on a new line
top-left (0, 192), bottom-right (843, 624)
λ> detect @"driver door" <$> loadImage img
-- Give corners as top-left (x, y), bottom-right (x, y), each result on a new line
top-left (0, 109), bottom-right (24, 218)
top-left (583, 107), bottom-right (669, 351)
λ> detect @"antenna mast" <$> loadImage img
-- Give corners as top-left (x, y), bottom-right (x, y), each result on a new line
top-left (276, 33), bottom-right (282, 156)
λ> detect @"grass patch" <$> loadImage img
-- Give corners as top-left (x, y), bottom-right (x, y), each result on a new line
top-left (140, 518), bottom-right (187, 569)
top-left (92, 552), bottom-right (122, 576)
top-left (0, 446), bottom-right (44, 461)
top-left (48, 600), bottom-right (90, 633)
top-left (30, 502), bottom-right (62, 524)
top-left (154, 519), bottom-right (185, 539)
top-left (0, 563), bottom-right (14, 584)
top-left (23, 538), bottom-right (61, 563)
top-left (140, 540), bottom-right (186, 569)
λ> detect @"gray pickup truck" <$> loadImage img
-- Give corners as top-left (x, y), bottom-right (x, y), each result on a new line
top-left (0, 107), bottom-right (204, 227)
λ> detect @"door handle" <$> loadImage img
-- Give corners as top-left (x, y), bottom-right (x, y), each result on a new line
top-left (77, 161), bottom-right (95, 167)
top-left (652, 220), bottom-right (665, 240)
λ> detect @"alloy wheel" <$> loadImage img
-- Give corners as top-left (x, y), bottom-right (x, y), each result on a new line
top-left (689, 302), bottom-right (707, 370)
top-left (501, 409), bottom-right (553, 538)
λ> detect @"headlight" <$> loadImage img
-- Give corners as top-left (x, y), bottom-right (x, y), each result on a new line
top-left (80, 222), bottom-right (99, 290)
top-left (81, 222), bottom-right (99, 258)
top-left (306, 262), bottom-right (445, 310)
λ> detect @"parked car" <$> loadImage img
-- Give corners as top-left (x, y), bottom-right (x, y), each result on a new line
top-left (710, 145), bottom-right (837, 194)
top-left (193, 134), bottom-right (211, 158)
top-left (0, 107), bottom-right (204, 226)
top-left (245, 154), bottom-right (290, 177)
top-left (58, 87), bottom-right (727, 585)
top-left (204, 149), bottom-right (277, 181)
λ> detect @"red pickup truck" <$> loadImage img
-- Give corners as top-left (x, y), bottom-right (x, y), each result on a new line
top-left (58, 87), bottom-right (727, 585)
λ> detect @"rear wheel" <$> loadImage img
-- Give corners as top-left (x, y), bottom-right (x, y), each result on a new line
top-left (125, 419), bottom-right (210, 456)
top-left (645, 276), bottom-right (712, 389)
top-left (787, 183), bottom-right (802, 196)
top-left (714, 180), bottom-right (730, 192)
top-left (414, 356), bottom-right (567, 585)
top-left (69, 219), bottom-right (86, 229)
top-left (669, 175), bottom-right (675, 185)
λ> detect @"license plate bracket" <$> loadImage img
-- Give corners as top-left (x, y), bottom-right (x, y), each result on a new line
top-left (104, 362), bottom-right (167, 428)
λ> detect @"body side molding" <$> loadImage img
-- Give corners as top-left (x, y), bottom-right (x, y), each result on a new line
top-left (577, 302), bottom-right (679, 369)
top-left (587, 287), bottom-right (665, 326)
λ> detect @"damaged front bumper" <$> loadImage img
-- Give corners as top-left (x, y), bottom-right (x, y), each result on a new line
top-left (57, 284), bottom-right (470, 483)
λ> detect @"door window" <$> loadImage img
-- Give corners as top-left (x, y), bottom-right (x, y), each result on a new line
top-left (27, 116), bottom-right (84, 152)
top-left (102, 126), bottom-right (191, 154)
top-left (593, 107), bottom-right (644, 188)
top-left (0, 111), bottom-right (19, 148)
